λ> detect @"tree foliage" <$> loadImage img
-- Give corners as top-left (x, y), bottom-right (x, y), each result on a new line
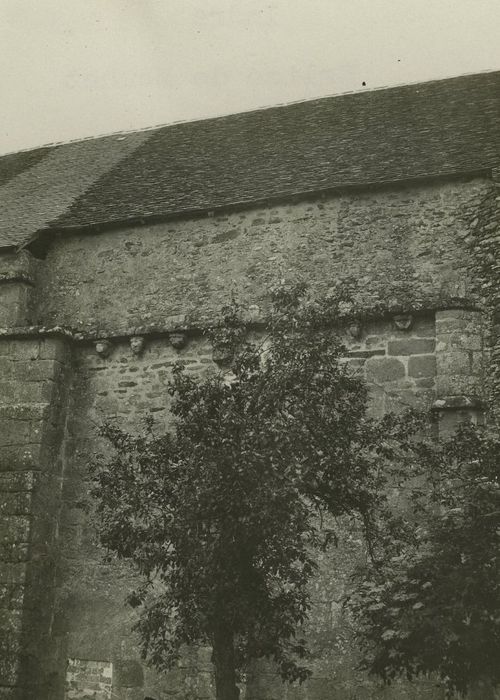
top-left (89, 281), bottom-right (500, 700)
top-left (347, 420), bottom-right (500, 698)
top-left (89, 282), bottom-right (397, 700)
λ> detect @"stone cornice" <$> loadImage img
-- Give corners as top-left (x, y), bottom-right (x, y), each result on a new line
top-left (0, 302), bottom-right (483, 346)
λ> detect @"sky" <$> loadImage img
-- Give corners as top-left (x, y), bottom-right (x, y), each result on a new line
top-left (2, 0), bottom-right (500, 155)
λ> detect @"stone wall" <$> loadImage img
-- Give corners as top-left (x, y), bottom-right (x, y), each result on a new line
top-left (0, 173), bottom-right (494, 699)
top-left (53, 314), bottom-right (453, 700)
top-left (37, 178), bottom-right (487, 334)
top-left (65, 659), bottom-right (112, 700)
top-left (0, 336), bottom-right (71, 699)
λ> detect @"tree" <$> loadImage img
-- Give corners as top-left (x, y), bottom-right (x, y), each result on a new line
top-left (346, 419), bottom-right (500, 698)
top-left (89, 283), bottom-right (393, 700)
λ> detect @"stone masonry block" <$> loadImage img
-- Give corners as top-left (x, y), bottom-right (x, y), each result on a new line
top-left (408, 355), bottom-right (436, 379)
top-left (0, 541), bottom-right (29, 562)
top-left (38, 338), bottom-right (70, 363)
top-left (119, 688), bottom-right (145, 700)
top-left (0, 472), bottom-right (35, 493)
top-left (436, 331), bottom-right (482, 352)
top-left (365, 357), bottom-right (405, 383)
top-left (387, 338), bottom-right (435, 355)
top-left (0, 516), bottom-right (31, 546)
top-left (435, 309), bottom-right (482, 335)
top-left (0, 580), bottom-right (25, 610)
top-left (0, 380), bottom-right (55, 405)
top-left (0, 285), bottom-right (31, 327)
top-left (0, 491), bottom-right (32, 517)
top-left (436, 351), bottom-right (473, 376)
top-left (4, 341), bottom-right (40, 361)
top-left (435, 309), bottom-right (481, 321)
top-left (385, 388), bottom-right (435, 413)
top-left (0, 357), bottom-right (64, 383)
top-left (0, 404), bottom-right (49, 423)
top-left (0, 610), bottom-right (22, 686)
top-left (0, 413), bottom-right (50, 449)
top-left (409, 318), bottom-right (436, 337)
top-left (436, 319), bottom-right (482, 337)
top-left (113, 659), bottom-right (144, 688)
top-left (66, 659), bottom-right (113, 700)
top-left (0, 420), bottom-right (34, 448)
top-left (0, 445), bottom-right (42, 471)
top-left (0, 563), bottom-right (26, 585)
top-left (365, 336), bottom-right (386, 349)
top-left (0, 250), bottom-right (36, 278)
top-left (10, 359), bottom-right (64, 383)
top-left (436, 374), bottom-right (480, 397)
top-left (416, 377), bottom-right (435, 388)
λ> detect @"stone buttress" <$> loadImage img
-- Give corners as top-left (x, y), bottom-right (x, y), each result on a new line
top-left (0, 250), bottom-right (72, 699)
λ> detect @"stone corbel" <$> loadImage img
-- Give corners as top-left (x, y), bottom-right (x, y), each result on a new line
top-left (393, 313), bottom-right (413, 331)
top-left (347, 320), bottom-right (363, 340)
top-left (95, 339), bottom-right (112, 358)
top-left (169, 332), bottom-right (187, 350)
top-left (130, 335), bottom-right (145, 356)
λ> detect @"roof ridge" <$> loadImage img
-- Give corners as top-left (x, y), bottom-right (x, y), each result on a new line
top-left (1, 68), bottom-right (499, 158)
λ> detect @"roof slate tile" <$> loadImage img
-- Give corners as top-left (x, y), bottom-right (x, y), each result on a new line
top-left (0, 71), bottom-right (499, 249)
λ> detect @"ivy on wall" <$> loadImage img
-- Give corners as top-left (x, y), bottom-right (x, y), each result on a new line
top-left (464, 175), bottom-right (500, 417)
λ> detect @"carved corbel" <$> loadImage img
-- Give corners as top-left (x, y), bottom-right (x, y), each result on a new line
top-left (347, 320), bottom-right (363, 340)
top-left (169, 332), bottom-right (187, 350)
top-left (393, 314), bottom-right (413, 331)
top-left (130, 336), bottom-right (145, 356)
top-left (95, 339), bottom-right (112, 358)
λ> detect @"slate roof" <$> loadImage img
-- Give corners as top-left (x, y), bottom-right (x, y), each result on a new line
top-left (1, 70), bottom-right (499, 249)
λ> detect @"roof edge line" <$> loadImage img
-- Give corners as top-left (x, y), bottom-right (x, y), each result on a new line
top-left (28, 167), bottom-right (493, 245)
top-left (2, 67), bottom-right (499, 157)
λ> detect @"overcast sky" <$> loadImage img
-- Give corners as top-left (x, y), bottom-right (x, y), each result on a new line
top-left (2, 0), bottom-right (500, 155)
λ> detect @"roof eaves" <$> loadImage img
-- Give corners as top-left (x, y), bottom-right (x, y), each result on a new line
top-left (29, 166), bottom-right (494, 244)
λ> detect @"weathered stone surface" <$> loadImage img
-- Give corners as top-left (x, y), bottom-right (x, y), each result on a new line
top-left (436, 331), bottom-right (482, 352)
top-left (433, 395), bottom-right (482, 410)
top-left (365, 356), bottom-right (406, 383)
top-left (0, 445), bottom-right (42, 471)
top-left (435, 310), bottom-right (482, 336)
top-left (40, 180), bottom-right (480, 333)
top-left (0, 580), bottom-right (24, 609)
top-left (0, 381), bottom-right (56, 405)
top-left (65, 658), bottom-right (113, 700)
top-left (408, 354), bottom-right (437, 378)
top-left (0, 333), bottom-right (71, 698)
top-left (388, 338), bottom-right (435, 355)
top-left (118, 688), bottom-right (144, 700)
top-left (347, 349), bottom-right (385, 358)
top-left (0, 609), bottom-right (22, 685)
top-left (0, 516), bottom-right (31, 546)
top-left (0, 563), bottom-right (26, 586)
top-left (0, 285), bottom-right (32, 328)
top-left (436, 351), bottom-right (474, 376)
top-left (0, 473), bottom-right (35, 494)
top-left (0, 175), bottom-right (494, 698)
top-left (436, 374), bottom-right (481, 397)
top-left (0, 491), bottom-right (32, 517)
top-left (113, 659), bottom-right (144, 688)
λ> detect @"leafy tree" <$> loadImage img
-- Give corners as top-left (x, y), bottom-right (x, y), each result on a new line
top-left (89, 283), bottom-right (395, 700)
top-left (347, 420), bottom-right (500, 698)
